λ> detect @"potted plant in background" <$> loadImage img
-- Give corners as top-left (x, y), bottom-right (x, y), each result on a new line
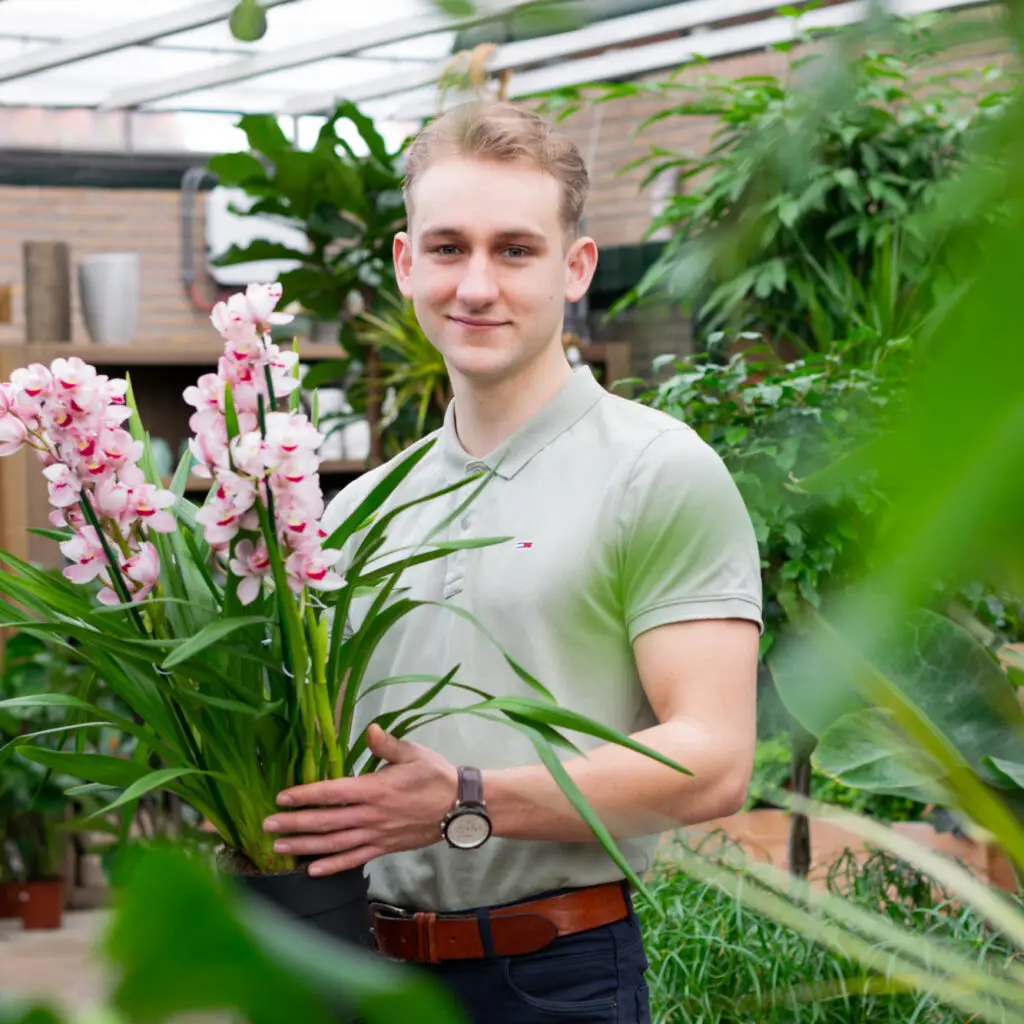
top-left (3, 757), bottom-right (69, 930)
top-left (349, 290), bottom-right (450, 458)
top-left (207, 103), bottom-right (409, 466)
top-left (1, 630), bottom-right (75, 925)
top-left (0, 788), bottom-right (18, 920)
top-left (0, 282), bottom-right (690, 949)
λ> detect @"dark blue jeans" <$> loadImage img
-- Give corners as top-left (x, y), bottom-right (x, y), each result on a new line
top-left (422, 894), bottom-right (651, 1024)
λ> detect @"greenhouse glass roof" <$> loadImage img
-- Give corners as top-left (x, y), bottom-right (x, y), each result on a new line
top-left (0, 0), bottom-right (991, 153)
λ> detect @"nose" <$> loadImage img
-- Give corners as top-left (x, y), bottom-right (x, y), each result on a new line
top-left (455, 253), bottom-right (499, 309)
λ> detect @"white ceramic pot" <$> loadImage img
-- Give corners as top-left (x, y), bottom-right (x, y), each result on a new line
top-left (77, 252), bottom-right (140, 346)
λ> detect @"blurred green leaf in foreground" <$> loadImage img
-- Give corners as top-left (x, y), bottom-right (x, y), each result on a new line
top-left (1, 845), bottom-right (465, 1024)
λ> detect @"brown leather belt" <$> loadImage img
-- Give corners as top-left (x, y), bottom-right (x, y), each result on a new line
top-left (370, 881), bottom-right (630, 963)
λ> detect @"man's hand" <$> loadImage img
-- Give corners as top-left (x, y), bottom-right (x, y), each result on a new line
top-left (262, 724), bottom-right (459, 876)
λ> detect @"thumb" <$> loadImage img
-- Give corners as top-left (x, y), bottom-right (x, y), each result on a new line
top-left (367, 723), bottom-right (417, 765)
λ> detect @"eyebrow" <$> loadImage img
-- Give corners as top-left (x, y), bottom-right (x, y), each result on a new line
top-left (420, 227), bottom-right (548, 243)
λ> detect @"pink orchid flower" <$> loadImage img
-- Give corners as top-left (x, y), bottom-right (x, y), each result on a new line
top-left (43, 463), bottom-right (82, 508)
top-left (272, 450), bottom-right (320, 486)
top-left (263, 413), bottom-right (323, 467)
top-left (60, 526), bottom-right (109, 584)
top-left (92, 473), bottom-right (132, 520)
top-left (49, 504), bottom-right (86, 531)
top-left (132, 483), bottom-right (177, 533)
top-left (230, 432), bottom-right (271, 478)
top-left (51, 357), bottom-right (97, 393)
top-left (183, 372), bottom-right (225, 414)
top-left (212, 302), bottom-right (263, 346)
top-left (96, 543), bottom-right (161, 606)
top-left (244, 283), bottom-right (293, 325)
top-left (0, 415), bottom-right (27, 456)
top-left (286, 549), bottom-right (343, 594)
top-left (101, 401), bottom-right (133, 430)
top-left (272, 479), bottom-right (325, 541)
top-left (188, 424), bottom-right (230, 478)
top-left (10, 363), bottom-right (52, 404)
top-left (195, 498), bottom-right (244, 547)
top-left (46, 397), bottom-right (76, 431)
top-left (213, 470), bottom-right (258, 516)
top-left (123, 542), bottom-right (161, 600)
top-left (66, 380), bottom-right (105, 418)
top-left (229, 539), bottom-right (273, 605)
top-left (100, 428), bottom-right (144, 470)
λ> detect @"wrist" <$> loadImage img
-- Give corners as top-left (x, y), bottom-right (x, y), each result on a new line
top-left (480, 767), bottom-right (531, 840)
top-left (440, 765), bottom-right (492, 849)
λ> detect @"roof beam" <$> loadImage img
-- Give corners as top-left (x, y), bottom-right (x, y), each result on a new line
top-left (100, 0), bottom-right (541, 111)
top-left (0, 0), bottom-right (299, 85)
top-left (281, 0), bottom-right (792, 115)
top-left (379, 0), bottom-right (988, 121)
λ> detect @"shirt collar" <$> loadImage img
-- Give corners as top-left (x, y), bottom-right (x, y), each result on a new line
top-left (439, 365), bottom-right (606, 481)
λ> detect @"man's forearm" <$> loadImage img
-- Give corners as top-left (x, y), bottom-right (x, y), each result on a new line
top-left (483, 718), bottom-right (753, 844)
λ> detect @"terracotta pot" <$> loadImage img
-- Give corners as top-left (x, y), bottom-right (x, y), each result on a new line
top-left (18, 879), bottom-right (64, 930)
top-left (0, 880), bottom-right (21, 919)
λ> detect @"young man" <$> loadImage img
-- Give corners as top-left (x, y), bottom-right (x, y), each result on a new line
top-left (263, 102), bottom-right (763, 1023)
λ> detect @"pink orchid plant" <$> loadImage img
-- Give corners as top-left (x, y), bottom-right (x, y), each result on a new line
top-left (0, 282), bottom-right (680, 888)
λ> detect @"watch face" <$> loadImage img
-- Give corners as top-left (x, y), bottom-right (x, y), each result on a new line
top-left (446, 811), bottom-right (491, 850)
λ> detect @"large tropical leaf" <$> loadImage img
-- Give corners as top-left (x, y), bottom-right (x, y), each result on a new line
top-left (812, 707), bottom-right (944, 802)
top-left (771, 608), bottom-right (1024, 785)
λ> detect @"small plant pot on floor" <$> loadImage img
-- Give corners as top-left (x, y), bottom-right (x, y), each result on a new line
top-left (0, 881), bottom-right (21, 919)
top-left (18, 879), bottom-right (64, 930)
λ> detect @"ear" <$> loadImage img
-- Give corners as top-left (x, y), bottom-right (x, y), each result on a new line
top-left (565, 236), bottom-right (598, 304)
top-left (393, 231), bottom-right (414, 299)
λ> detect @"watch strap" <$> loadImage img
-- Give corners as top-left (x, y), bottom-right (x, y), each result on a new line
top-left (457, 765), bottom-right (485, 808)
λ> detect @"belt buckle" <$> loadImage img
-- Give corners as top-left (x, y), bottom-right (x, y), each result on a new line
top-left (368, 900), bottom-right (412, 921)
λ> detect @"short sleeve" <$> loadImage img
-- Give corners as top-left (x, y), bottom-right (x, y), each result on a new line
top-left (617, 427), bottom-right (763, 641)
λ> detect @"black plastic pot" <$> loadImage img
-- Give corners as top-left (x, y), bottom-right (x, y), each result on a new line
top-left (238, 863), bottom-right (374, 951)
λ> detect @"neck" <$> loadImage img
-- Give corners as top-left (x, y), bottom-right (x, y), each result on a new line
top-left (449, 343), bottom-right (573, 458)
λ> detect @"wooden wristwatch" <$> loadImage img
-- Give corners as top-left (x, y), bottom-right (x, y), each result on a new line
top-left (441, 766), bottom-right (492, 850)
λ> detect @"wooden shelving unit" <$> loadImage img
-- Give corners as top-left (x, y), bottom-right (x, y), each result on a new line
top-left (575, 341), bottom-right (632, 392)
top-left (17, 341), bottom-right (343, 366)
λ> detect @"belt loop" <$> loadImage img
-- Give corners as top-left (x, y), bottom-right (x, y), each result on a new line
top-left (475, 907), bottom-right (496, 958)
top-left (414, 912), bottom-right (439, 964)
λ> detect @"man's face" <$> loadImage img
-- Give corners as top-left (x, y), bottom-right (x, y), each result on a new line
top-left (394, 156), bottom-right (597, 387)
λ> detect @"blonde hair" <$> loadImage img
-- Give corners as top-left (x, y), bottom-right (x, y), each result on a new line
top-left (402, 101), bottom-right (590, 236)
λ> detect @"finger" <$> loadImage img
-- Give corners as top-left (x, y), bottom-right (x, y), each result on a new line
top-left (264, 804), bottom-right (374, 835)
top-left (366, 723), bottom-right (418, 765)
top-left (276, 777), bottom-right (361, 808)
top-left (308, 848), bottom-right (381, 876)
top-left (263, 809), bottom-right (354, 835)
top-left (199, 819), bottom-right (219, 834)
top-left (273, 829), bottom-right (374, 857)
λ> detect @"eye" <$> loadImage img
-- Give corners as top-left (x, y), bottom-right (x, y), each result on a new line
top-left (431, 244), bottom-right (461, 256)
top-left (504, 246), bottom-right (529, 258)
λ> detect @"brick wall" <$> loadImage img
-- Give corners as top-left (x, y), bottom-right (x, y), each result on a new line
top-left (0, 186), bottom-right (218, 348)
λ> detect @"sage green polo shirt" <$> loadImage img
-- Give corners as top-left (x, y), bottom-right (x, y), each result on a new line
top-left (321, 365), bottom-right (762, 912)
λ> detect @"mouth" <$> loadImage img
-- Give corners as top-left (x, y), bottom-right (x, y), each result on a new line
top-left (447, 315), bottom-right (509, 331)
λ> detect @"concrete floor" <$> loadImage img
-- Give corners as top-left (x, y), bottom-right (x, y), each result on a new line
top-left (0, 910), bottom-right (111, 1013)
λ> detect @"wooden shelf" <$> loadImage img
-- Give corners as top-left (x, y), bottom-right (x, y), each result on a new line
top-left (9, 341), bottom-right (344, 367)
top-left (170, 459), bottom-right (367, 493)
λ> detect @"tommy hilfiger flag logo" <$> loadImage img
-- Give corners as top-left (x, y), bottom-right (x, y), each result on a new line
top-left (515, 541), bottom-right (534, 549)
